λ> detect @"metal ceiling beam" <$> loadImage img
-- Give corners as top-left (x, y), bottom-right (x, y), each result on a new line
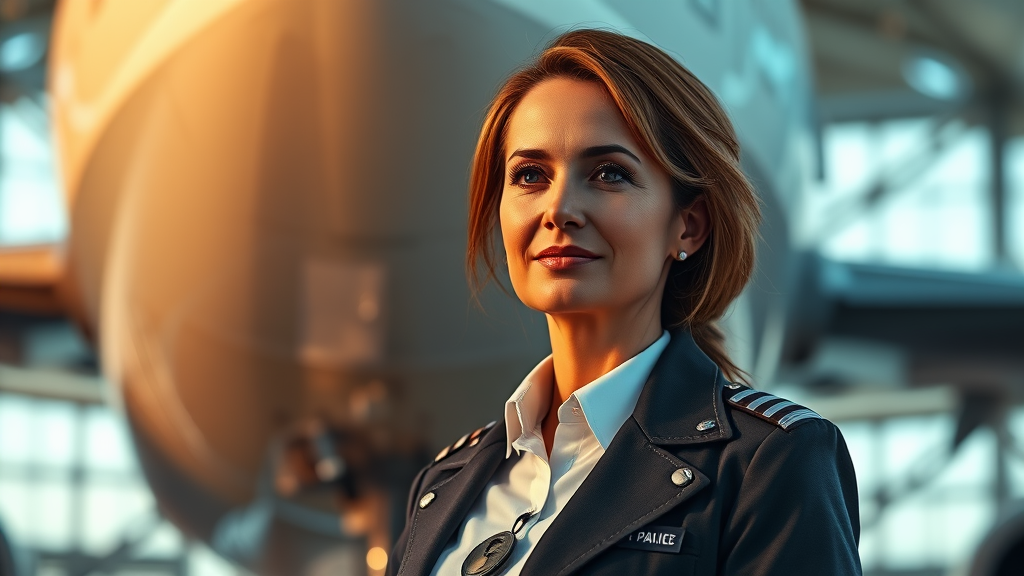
top-left (0, 363), bottom-right (105, 404)
top-left (817, 89), bottom-right (966, 122)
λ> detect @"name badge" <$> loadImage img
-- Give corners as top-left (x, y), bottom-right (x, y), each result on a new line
top-left (616, 526), bottom-right (685, 553)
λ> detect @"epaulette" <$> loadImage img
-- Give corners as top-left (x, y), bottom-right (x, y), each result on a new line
top-left (723, 383), bottom-right (822, 431)
top-left (434, 420), bottom-right (497, 463)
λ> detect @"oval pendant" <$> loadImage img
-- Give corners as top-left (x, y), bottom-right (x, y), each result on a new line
top-left (462, 530), bottom-right (515, 576)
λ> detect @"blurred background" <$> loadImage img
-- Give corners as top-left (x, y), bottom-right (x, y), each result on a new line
top-left (0, 0), bottom-right (1022, 575)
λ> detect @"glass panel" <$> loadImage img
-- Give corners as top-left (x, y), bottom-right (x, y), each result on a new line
top-left (34, 400), bottom-right (77, 468)
top-left (0, 394), bottom-right (33, 466)
top-left (882, 415), bottom-right (954, 484)
top-left (80, 481), bottom-right (155, 555)
top-left (878, 497), bottom-right (936, 569)
top-left (27, 479), bottom-right (73, 550)
top-left (807, 120), bottom-right (997, 271)
top-left (0, 102), bottom-right (66, 247)
top-left (847, 413), bottom-right (1002, 571)
top-left (934, 500), bottom-right (994, 567)
top-left (83, 405), bottom-right (137, 473)
top-left (1009, 137), bottom-right (1024, 269)
top-left (931, 426), bottom-right (994, 490)
top-left (0, 479), bottom-right (30, 544)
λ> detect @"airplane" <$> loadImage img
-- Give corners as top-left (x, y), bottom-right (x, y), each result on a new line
top-left (0, 0), bottom-right (1022, 574)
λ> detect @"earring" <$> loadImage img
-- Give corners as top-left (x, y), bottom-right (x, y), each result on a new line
top-left (675, 251), bottom-right (687, 262)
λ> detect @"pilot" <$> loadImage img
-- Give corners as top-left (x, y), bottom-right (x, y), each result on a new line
top-left (387, 29), bottom-right (861, 576)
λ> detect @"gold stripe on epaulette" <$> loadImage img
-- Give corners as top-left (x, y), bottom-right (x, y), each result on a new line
top-left (723, 384), bottom-right (821, 431)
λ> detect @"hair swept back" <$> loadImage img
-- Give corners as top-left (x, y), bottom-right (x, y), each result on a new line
top-left (466, 28), bottom-right (761, 383)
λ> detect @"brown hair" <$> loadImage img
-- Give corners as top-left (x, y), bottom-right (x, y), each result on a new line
top-left (466, 29), bottom-right (761, 382)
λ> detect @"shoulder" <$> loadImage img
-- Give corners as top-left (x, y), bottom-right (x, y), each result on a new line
top-left (719, 382), bottom-right (856, 490)
top-left (715, 387), bottom-right (862, 574)
top-left (431, 419), bottom-right (498, 464)
top-left (402, 419), bottom-right (500, 521)
top-left (721, 381), bottom-right (825, 433)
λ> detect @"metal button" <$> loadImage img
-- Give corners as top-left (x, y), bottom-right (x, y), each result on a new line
top-left (434, 445), bottom-right (450, 462)
top-left (419, 492), bottom-right (436, 509)
top-left (696, 419), bottom-right (716, 431)
top-left (726, 382), bottom-right (742, 389)
top-left (469, 437), bottom-right (480, 447)
top-left (452, 433), bottom-right (470, 451)
top-left (671, 468), bottom-right (694, 487)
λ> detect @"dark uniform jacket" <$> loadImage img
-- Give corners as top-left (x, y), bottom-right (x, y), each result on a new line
top-left (387, 329), bottom-right (862, 576)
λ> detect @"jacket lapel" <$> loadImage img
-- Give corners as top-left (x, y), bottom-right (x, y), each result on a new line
top-left (396, 422), bottom-right (508, 576)
top-left (522, 329), bottom-right (733, 576)
top-left (522, 418), bottom-right (710, 576)
top-left (632, 328), bottom-right (734, 447)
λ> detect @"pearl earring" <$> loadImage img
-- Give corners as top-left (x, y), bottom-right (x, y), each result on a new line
top-left (676, 251), bottom-right (687, 262)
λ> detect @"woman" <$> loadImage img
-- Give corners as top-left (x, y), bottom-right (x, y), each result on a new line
top-left (387, 29), bottom-right (861, 576)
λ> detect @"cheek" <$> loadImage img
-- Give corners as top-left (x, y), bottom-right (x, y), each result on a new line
top-left (498, 195), bottom-right (537, 302)
top-left (498, 195), bottom-right (532, 257)
top-left (602, 201), bottom-right (675, 285)
top-left (605, 200), bottom-right (671, 257)
top-left (617, 236), bottom-right (667, 280)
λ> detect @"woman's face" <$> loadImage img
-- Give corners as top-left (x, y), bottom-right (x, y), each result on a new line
top-left (499, 77), bottom-right (691, 319)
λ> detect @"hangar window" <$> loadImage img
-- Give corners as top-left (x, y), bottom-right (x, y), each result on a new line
top-left (804, 119), bottom-right (1024, 272)
top-left (0, 100), bottom-right (66, 248)
top-left (0, 392), bottom-right (241, 575)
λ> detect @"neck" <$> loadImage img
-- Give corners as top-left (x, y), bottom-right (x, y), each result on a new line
top-left (537, 269), bottom-right (670, 457)
top-left (544, 305), bottom-right (663, 410)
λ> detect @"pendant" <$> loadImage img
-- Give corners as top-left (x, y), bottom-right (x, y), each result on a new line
top-left (461, 510), bottom-right (534, 576)
top-left (462, 530), bottom-right (515, 576)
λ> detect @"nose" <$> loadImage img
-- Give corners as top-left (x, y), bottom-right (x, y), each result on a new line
top-left (542, 177), bottom-right (586, 231)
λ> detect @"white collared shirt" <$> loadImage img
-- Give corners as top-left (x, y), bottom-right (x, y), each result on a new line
top-left (429, 331), bottom-right (670, 576)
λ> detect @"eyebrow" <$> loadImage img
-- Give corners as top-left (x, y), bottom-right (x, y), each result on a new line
top-left (507, 144), bottom-right (642, 164)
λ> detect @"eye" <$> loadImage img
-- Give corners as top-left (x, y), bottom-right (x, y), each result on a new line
top-left (522, 169), bottom-right (542, 184)
top-left (508, 163), bottom-right (548, 187)
top-left (593, 162), bottom-right (636, 185)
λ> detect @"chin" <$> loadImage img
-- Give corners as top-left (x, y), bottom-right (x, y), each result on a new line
top-left (519, 282), bottom-right (610, 316)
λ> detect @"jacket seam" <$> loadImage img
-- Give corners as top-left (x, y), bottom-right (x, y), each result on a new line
top-left (405, 465), bottom-right (429, 522)
top-left (643, 441), bottom-right (682, 467)
top-left (397, 499), bottom-right (420, 576)
top-left (397, 469), bottom-right (464, 575)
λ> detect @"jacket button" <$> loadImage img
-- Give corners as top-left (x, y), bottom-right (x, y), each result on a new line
top-left (696, 419), bottom-right (716, 431)
top-left (671, 468), bottom-right (694, 487)
top-left (419, 492), bottom-right (436, 509)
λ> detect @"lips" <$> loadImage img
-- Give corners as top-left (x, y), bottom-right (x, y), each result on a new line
top-left (535, 245), bottom-right (599, 259)
top-left (534, 245), bottom-right (600, 271)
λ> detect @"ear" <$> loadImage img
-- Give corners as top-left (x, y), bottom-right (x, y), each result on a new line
top-left (675, 196), bottom-right (711, 256)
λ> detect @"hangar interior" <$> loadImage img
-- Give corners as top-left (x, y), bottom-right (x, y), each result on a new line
top-left (1, 0), bottom-right (1023, 575)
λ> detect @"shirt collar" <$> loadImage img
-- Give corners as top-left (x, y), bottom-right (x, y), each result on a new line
top-left (503, 331), bottom-right (671, 457)
top-left (503, 355), bottom-right (554, 458)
